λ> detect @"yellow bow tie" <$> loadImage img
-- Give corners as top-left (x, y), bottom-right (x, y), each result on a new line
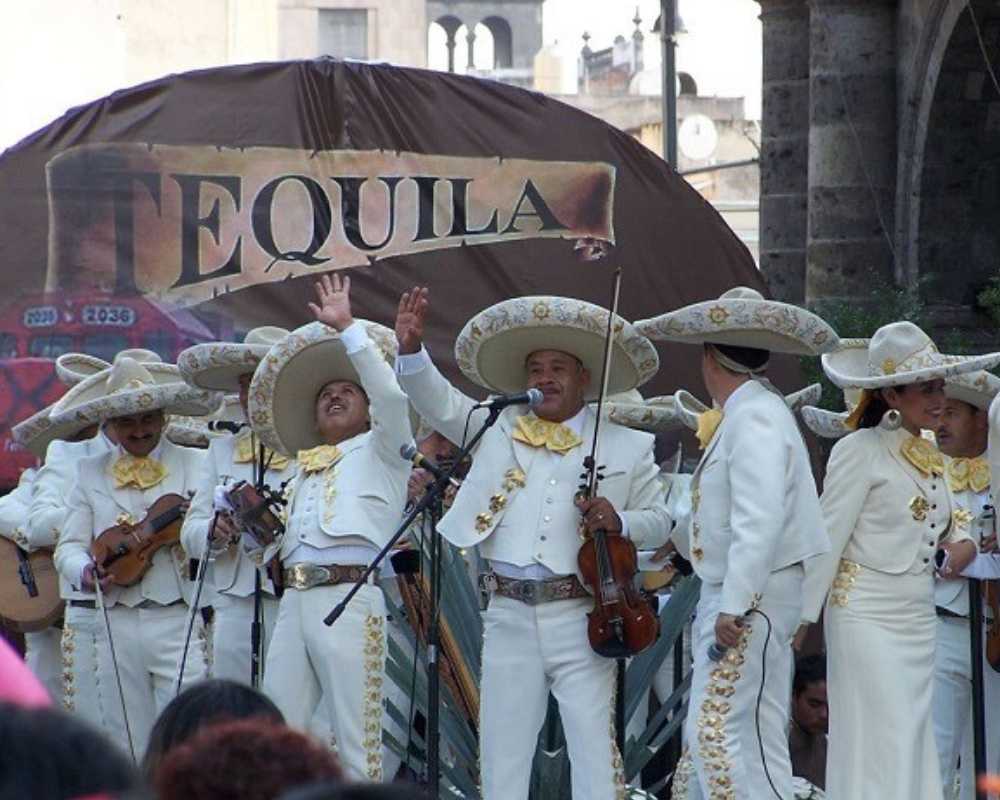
top-left (297, 444), bottom-right (343, 474)
top-left (695, 408), bottom-right (723, 450)
top-left (112, 454), bottom-right (168, 490)
top-left (234, 432), bottom-right (290, 472)
top-left (511, 415), bottom-right (583, 454)
top-left (946, 456), bottom-right (991, 494)
top-left (900, 436), bottom-right (945, 478)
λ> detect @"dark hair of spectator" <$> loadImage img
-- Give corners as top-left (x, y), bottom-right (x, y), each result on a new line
top-left (0, 701), bottom-right (139, 799)
top-left (280, 783), bottom-right (430, 800)
top-left (142, 678), bottom-right (284, 777)
top-left (154, 717), bottom-right (342, 800)
top-left (793, 654), bottom-right (827, 695)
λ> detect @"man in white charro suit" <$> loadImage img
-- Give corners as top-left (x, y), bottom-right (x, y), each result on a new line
top-left (394, 287), bottom-right (670, 800)
top-left (634, 287), bottom-right (836, 800)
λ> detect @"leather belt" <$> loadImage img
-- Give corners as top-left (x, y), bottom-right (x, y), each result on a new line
top-left (68, 599), bottom-right (96, 609)
top-left (134, 598), bottom-right (184, 610)
top-left (283, 563), bottom-right (372, 591)
top-left (936, 606), bottom-right (967, 620)
top-left (484, 573), bottom-right (590, 606)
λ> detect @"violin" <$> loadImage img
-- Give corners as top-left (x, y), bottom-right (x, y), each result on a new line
top-left (225, 480), bottom-right (287, 596)
top-left (91, 493), bottom-right (187, 586)
top-left (575, 266), bottom-right (658, 659)
top-left (577, 458), bottom-right (660, 658)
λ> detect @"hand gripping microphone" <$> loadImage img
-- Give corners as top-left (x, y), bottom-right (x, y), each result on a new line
top-left (472, 388), bottom-right (544, 411)
top-left (400, 443), bottom-right (462, 488)
top-left (707, 615), bottom-right (748, 662)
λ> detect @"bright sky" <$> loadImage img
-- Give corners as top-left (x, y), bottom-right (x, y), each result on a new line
top-left (0, 0), bottom-right (762, 151)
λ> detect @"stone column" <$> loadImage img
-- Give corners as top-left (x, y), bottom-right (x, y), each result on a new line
top-left (466, 27), bottom-right (477, 69)
top-left (757, 0), bottom-right (811, 303)
top-left (806, 0), bottom-right (897, 305)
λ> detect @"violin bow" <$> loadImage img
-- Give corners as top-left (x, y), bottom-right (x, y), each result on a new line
top-left (94, 575), bottom-right (137, 763)
top-left (584, 267), bottom-right (623, 495)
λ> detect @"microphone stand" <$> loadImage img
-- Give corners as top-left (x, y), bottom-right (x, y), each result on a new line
top-left (250, 439), bottom-right (270, 690)
top-left (969, 577), bottom-right (987, 800)
top-left (324, 404), bottom-right (502, 796)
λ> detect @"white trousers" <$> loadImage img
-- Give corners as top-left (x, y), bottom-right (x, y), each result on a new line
top-left (263, 583), bottom-right (387, 783)
top-left (211, 592), bottom-right (279, 686)
top-left (674, 565), bottom-right (801, 800)
top-left (97, 603), bottom-right (207, 759)
top-left (933, 615), bottom-right (1000, 800)
top-left (480, 594), bottom-right (625, 800)
top-left (24, 626), bottom-right (62, 702)
top-left (61, 604), bottom-right (106, 728)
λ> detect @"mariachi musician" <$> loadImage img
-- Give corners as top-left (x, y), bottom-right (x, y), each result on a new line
top-left (178, 327), bottom-right (292, 686)
top-left (394, 288), bottom-right (670, 800)
top-left (53, 357), bottom-right (218, 756)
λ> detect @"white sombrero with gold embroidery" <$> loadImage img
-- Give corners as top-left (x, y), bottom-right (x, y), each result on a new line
top-left (248, 320), bottom-right (405, 456)
top-left (601, 391), bottom-right (684, 433)
top-left (944, 370), bottom-right (1000, 411)
top-left (799, 387), bottom-right (865, 440)
top-left (49, 357), bottom-right (220, 429)
top-left (178, 327), bottom-right (289, 392)
top-left (455, 296), bottom-right (659, 400)
top-left (674, 383), bottom-right (823, 430)
top-left (822, 324), bottom-right (1000, 390)
top-left (635, 287), bottom-right (839, 356)
top-left (55, 348), bottom-right (162, 385)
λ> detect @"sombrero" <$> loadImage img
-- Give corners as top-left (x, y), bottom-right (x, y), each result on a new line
top-left (178, 327), bottom-right (288, 392)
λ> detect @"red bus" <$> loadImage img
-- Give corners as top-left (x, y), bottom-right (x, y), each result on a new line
top-left (0, 290), bottom-right (230, 490)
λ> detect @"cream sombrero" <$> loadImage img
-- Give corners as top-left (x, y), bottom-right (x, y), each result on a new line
top-left (10, 403), bottom-right (98, 459)
top-left (55, 348), bottom-right (162, 384)
top-left (249, 320), bottom-right (403, 457)
top-left (674, 383), bottom-right (823, 430)
top-left (601, 391), bottom-right (684, 433)
top-left (454, 296), bottom-right (659, 400)
top-left (49, 357), bottom-right (220, 429)
top-left (178, 327), bottom-right (289, 392)
top-left (822, 323), bottom-right (1000, 390)
top-left (944, 370), bottom-right (1000, 411)
top-left (635, 287), bottom-right (839, 356)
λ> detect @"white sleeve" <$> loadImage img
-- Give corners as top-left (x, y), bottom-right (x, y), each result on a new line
top-left (54, 480), bottom-right (96, 591)
top-left (961, 554), bottom-right (1000, 580)
top-left (395, 346), bottom-right (432, 376)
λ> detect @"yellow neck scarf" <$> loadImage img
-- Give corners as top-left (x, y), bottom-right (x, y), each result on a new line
top-left (511, 415), bottom-right (583, 454)
top-left (900, 435), bottom-right (945, 478)
top-left (695, 408), bottom-right (723, 450)
top-left (233, 431), bottom-right (290, 472)
top-left (113, 454), bottom-right (168, 490)
top-left (297, 444), bottom-right (343, 474)
top-left (946, 456), bottom-right (991, 494)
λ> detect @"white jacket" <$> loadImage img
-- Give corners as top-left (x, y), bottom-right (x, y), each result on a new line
top-left (55, 438), bottom-right (207, 608)
top-left (396, 352), bottom-right (670, 578)
top-left (687, 380), bottom-right (828, 616)
top-left (180, 430), bottom-right (294, 597)
top-left (802, 424), bottom-right (973, 622)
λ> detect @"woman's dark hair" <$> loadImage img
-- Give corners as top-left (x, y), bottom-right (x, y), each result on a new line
top-left (142, 678), bottom-right (284, 776)
top-left (857, 389), bottom-right (891, 429)
top-left (710, 342), bottom-right (770, 371)
top-left (0, 702), bottom-right (139, 798)
top-left (280, 784), bottom-right (429, 800)
top-left (793, 654), bottom-right (827, 695)
top-left (154, 718), bottom-right (342, 800)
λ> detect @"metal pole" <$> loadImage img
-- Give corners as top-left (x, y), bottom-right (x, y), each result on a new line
top-left (970, 578), bottom-right (988, 800)
top-left (661, 0), bottom-right (678, 166)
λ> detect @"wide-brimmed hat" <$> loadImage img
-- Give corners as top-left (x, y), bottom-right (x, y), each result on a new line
top-left (822, 324), bottom-right (1000, 390)
top-left (601, 390), bottom-right (684, 433)
top-left (249, 320), bottom-right (402, 456)
top-left (49, 357), bottom-right (219, 429)
top-left (634, 287), bottom-right (839, 356)
top-left (178, 327), bottom-right (289, 392)
top-left (55, 348), bottom-right (162, 385)
top-left (944, 370), bottom-right (1000, 411)
top-left (454, 296), bottom-right (659, 401)
top-left (674, 383), bottom-right (822, 430)
top-left (10, 403), bottom-right (97, 459)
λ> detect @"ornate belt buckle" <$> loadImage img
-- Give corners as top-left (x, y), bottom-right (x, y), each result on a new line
top-left (520, 581), bottom-right (540, 606)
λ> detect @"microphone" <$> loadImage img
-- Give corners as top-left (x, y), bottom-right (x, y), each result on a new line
top-left (707, 615), bottom-right (748, 662)
top-left (207, 420), bottom-right (247, 434)
top-left (400, 443), bottom-right (462, 488)
top-left (472, 388), bottom-right (544, 411)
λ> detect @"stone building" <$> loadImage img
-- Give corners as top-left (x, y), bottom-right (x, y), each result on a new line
top-left (758, 0), bottom-right (1000, 336)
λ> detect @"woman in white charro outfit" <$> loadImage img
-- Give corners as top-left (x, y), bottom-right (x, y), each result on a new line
top-left (800, 324), bottom-right (1000, 800)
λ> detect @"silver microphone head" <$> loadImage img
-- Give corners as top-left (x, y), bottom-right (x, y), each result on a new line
top-left (400, 442), bottom-right (418, 461)
top-left (526, 387), bottom-right (544, 407)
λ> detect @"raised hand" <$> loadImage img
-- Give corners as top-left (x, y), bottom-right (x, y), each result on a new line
top-left (308, 273), bottom-right (354, 332)
top-left (395, 286), bottom-right (429, 355)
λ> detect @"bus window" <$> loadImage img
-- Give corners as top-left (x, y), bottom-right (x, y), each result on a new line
top-left (0, 333), bottom-right (18, 359)
top-left (83, 333), bottom-right (130, 362)
top-left (29, 335), bottom-right (74, 358)
top-left (142, 331), bottom-right (175, 362)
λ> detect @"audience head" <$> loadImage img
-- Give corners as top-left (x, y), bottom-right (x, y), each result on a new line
top-left (142, 678), bottom-right (284, 777)
top-left (792, 654), bottom-right (828, 736)
top-left (0, 702), bottom-right (139, 799)
top-left (280, 784), bottom-right (430, 800)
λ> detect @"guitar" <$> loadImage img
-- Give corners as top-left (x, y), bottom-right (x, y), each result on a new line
top-left (91, 493), bottom-right (187, 586)
top-left (0, 538), bottom-right (64, 632)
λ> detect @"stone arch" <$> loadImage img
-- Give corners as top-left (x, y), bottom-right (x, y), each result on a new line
top-left (678, 71), bottom-right (697, 95)
top-left (481, 15), bottom-right (513, 68)
top-left (429, 14), bottom-right (463, 73)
